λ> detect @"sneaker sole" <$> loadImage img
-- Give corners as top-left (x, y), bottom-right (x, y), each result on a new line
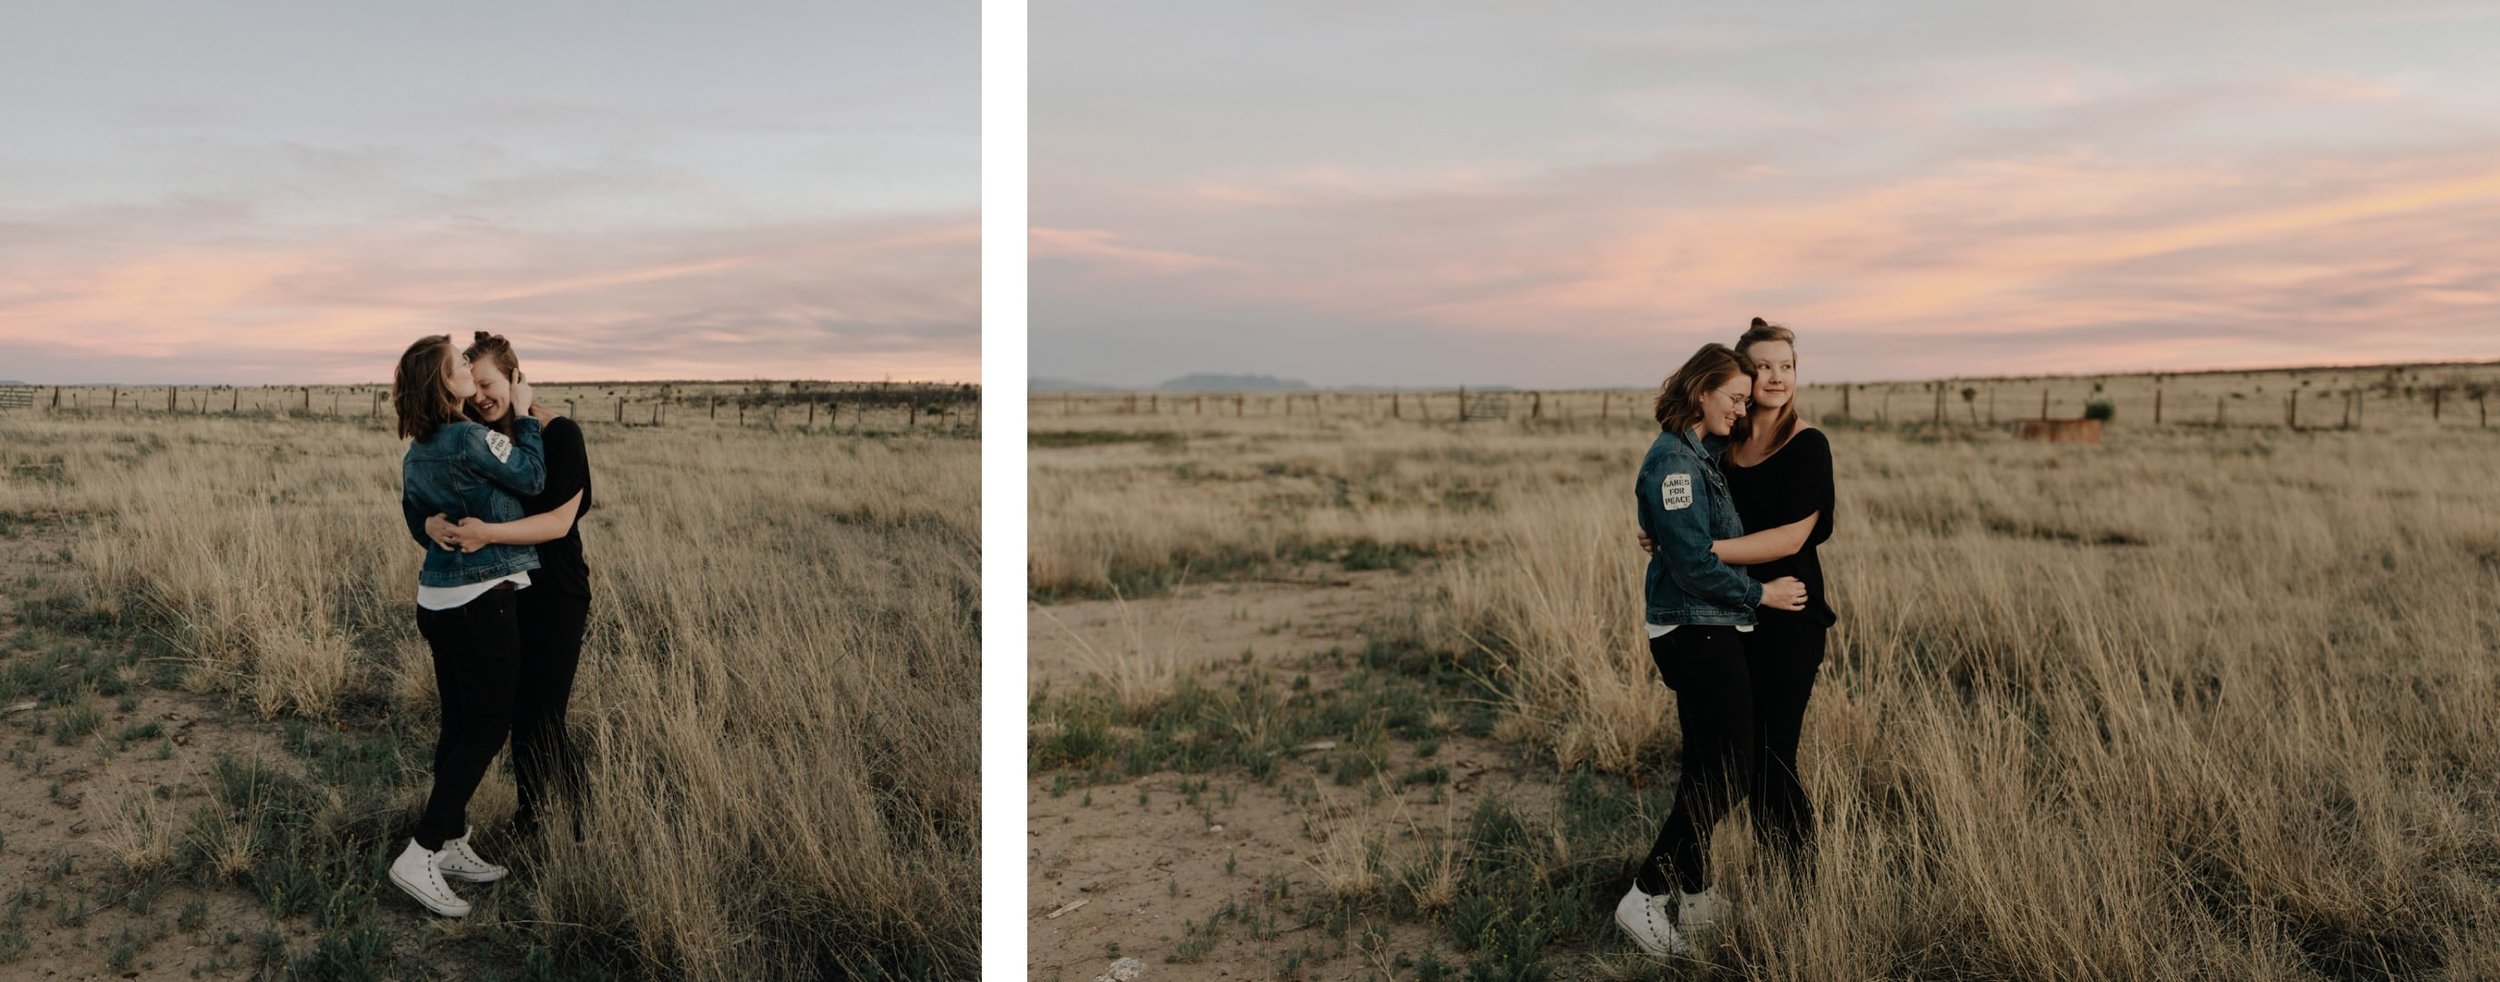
top-left (1613, 905), bottom-right (1688, 958)
top-left (442, 867), bottom-right (507, 884)
top-left (389, 868), bottom-right (472, 918)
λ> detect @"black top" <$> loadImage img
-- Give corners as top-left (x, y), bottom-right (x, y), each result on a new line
top-left (518, 416), bottom-right (593, 601)
top-left (1722, 426), bottom-right (1835, 628)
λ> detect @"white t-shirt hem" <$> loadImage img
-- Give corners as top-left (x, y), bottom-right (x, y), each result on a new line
top-left (417, 571), bottom-right (532, 611)
top-left (1646, 621), bottom-right (1754, 638)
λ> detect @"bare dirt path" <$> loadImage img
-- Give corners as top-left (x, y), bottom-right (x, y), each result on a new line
top-left (1027, 571), bottom-right (1568, 981)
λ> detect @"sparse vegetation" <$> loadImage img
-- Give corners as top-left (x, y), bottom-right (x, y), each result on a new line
top-left (2, 395), bottom-right (979, 979)
top-left (1029, 378), bottom-right (2500, 978)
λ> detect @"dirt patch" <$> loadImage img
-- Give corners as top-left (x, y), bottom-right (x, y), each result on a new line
top-left (0, 519), bottom-right (506, 979)
top-left (1028, 567), bottom-right (1421, 698)
top-left (1027, 571), bottom-right (1572, 980)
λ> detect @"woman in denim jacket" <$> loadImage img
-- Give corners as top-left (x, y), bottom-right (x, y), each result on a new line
top-left (1615, 343), bottom-right (1809, 959)
top-left (387, 334), bottom-right (546, 918)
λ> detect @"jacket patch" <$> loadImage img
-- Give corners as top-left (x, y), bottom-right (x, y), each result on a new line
top-left (1660, 473), bottom-right (1693, 510)
top-left (485, 430), bottom-right (513, 463)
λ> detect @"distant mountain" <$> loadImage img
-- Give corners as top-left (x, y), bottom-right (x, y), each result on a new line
top-left (1030, 376), bottom-right (1111, 392)
top-left (1159, 373), bottom-right (1312, 392)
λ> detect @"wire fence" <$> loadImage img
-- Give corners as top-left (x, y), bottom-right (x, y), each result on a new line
top-left (0, 383), bottom-right (982, 438)
top-left (1033, 371), bottom-right (2500, 434)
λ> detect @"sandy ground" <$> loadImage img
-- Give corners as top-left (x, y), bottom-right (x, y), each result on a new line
top-left (1027, 570), bottom-right (1562, 981)
top-left (0, 520), bottom-right (499, 979)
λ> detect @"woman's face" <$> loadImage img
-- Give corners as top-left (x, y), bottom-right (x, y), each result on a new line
top-left (445, 348), bottom-right (478, 400)
top-left (1745, 340), bottom-right (1797, 412)
top-left (1700, 371), bottom-right (1752, 437)
top-left (470, 358), bottom-right (514, 422)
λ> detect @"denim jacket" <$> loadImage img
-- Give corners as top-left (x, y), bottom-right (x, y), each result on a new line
top-left (1636, 426), bottom-right (1761, 626)
top-left (401, 417), bottom-right (545, 587)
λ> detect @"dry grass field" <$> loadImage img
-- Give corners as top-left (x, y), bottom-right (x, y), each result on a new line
top-left (0, 389), bottom-right (979, 980)
top-left (1027, 363), bottom-right (2500, 980)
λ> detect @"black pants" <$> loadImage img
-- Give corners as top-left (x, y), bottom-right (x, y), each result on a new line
top-left (1639, 626), bottom-right (1754, 895)
top-left (413, 586), bottom-right (523, 851)
top-left (1743, 618), bottom-right (1825, 865)
top-left (511, 586), bottom-right (589, 840)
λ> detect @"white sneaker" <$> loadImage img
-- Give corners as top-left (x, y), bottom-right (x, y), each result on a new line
top-left (1678, 885), bottom-right (1727, 935)
top-left (1614, 884), bottom-right (1689, 958)
top-left (388, 840), bottom-right (472, 918)
top-left (437, 827), bottom-right (508, 884)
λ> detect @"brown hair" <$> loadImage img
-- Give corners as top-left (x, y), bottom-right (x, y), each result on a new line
top-left (392, 336), bottom-right (467, 440)
top-left (461, 331), bottom-right (522, 433)
top-left (1731, 316), bottom-right (1800, 446)
top-left (1653, 342), bottom-right (1753, 434)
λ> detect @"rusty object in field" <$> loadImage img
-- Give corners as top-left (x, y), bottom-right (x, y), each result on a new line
top-left (2020, 419), bottom-right (2102, 444)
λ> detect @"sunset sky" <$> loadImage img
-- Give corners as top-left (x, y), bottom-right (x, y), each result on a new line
top-left (1034, 1), bottom-right (2500, 388)
top-left (0, 2), bottom-right (976, 385)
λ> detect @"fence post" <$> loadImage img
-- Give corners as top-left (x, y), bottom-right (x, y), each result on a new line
top-left (2216, 396), bottom-right (2226, 426)
top-left (808, 401), bottom-right (817, 429)
top-left (652, 402), bottom-right (661, 426)
top-left (1933, 382), bottom-right (1943, 424)
top-left (1195, 395), bottom-right (1202, 416)
top-left (1532, 391), bottom-right (1542, 420)
top-left (2342, 391), bottom-right (2352, 429)
top-left (2039, 389), bottom-right (2048, 420)
top-left (711, 398), bottom-right (718, 420)
top-left (112, 388), bottom-right (119, 412)
top-left (303, 387), bottom-right (312, 413)
top-left (617, 398), bottom-right (625, 423)
top-left (2433, 388), bottom-right (2443, 422)
top-left (1393, 391), bottom-right (1401, 419)
top-left (169, 387), bottom-right (177, 412)
top-left (50, 386), bottom-right (59, 410)
top-left (2287, 391), bottom-right (2297, 429)
top-left (1236, 395), bottom-right (1243, 417)
top-left (910, 400), bottom-right (920, 432)
top-left (2154, 387), bottom-right (2163, 425)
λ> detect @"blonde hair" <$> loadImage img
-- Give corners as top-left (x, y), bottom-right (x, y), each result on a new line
top-left (1731, 316), bottom-right (1801, 446)
top-left (461, 331), bottom-right (523, 433)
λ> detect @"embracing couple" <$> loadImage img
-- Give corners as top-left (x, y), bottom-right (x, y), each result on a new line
top-left (1618, 318), bottom-right (1839, 958)
top-left (385, 333), bottom-right (597, 917)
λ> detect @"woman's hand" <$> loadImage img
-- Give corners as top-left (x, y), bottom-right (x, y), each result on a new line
top-left (510, 378), bottom-right (535, 419)
top-left (1636, 530), bottom-right (1655, 552)
top-left (1760, 576), bottom-right (1809, 611)
top-left (424, 513), bottom-right (460, 550)
top-left (447, 517), bottom-right (496, 553)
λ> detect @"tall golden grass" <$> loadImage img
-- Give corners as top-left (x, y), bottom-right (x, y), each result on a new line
top-left (3, 405), bottom-right (979, 978)
top-left (1029, 391), bottom-right (2500, 976)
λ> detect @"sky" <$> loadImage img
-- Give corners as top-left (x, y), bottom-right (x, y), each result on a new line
top-left (1033, 1), bottom-right (2500, 388)
top-left (0, 1), bottom-right (977, 385)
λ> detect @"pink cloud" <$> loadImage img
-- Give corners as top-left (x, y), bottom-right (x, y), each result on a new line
top-left (1030, 226), bottom-right (1249, 274)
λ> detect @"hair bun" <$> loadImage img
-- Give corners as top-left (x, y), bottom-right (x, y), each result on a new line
top-left (1751, 317), bottom-right (1769, 328)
